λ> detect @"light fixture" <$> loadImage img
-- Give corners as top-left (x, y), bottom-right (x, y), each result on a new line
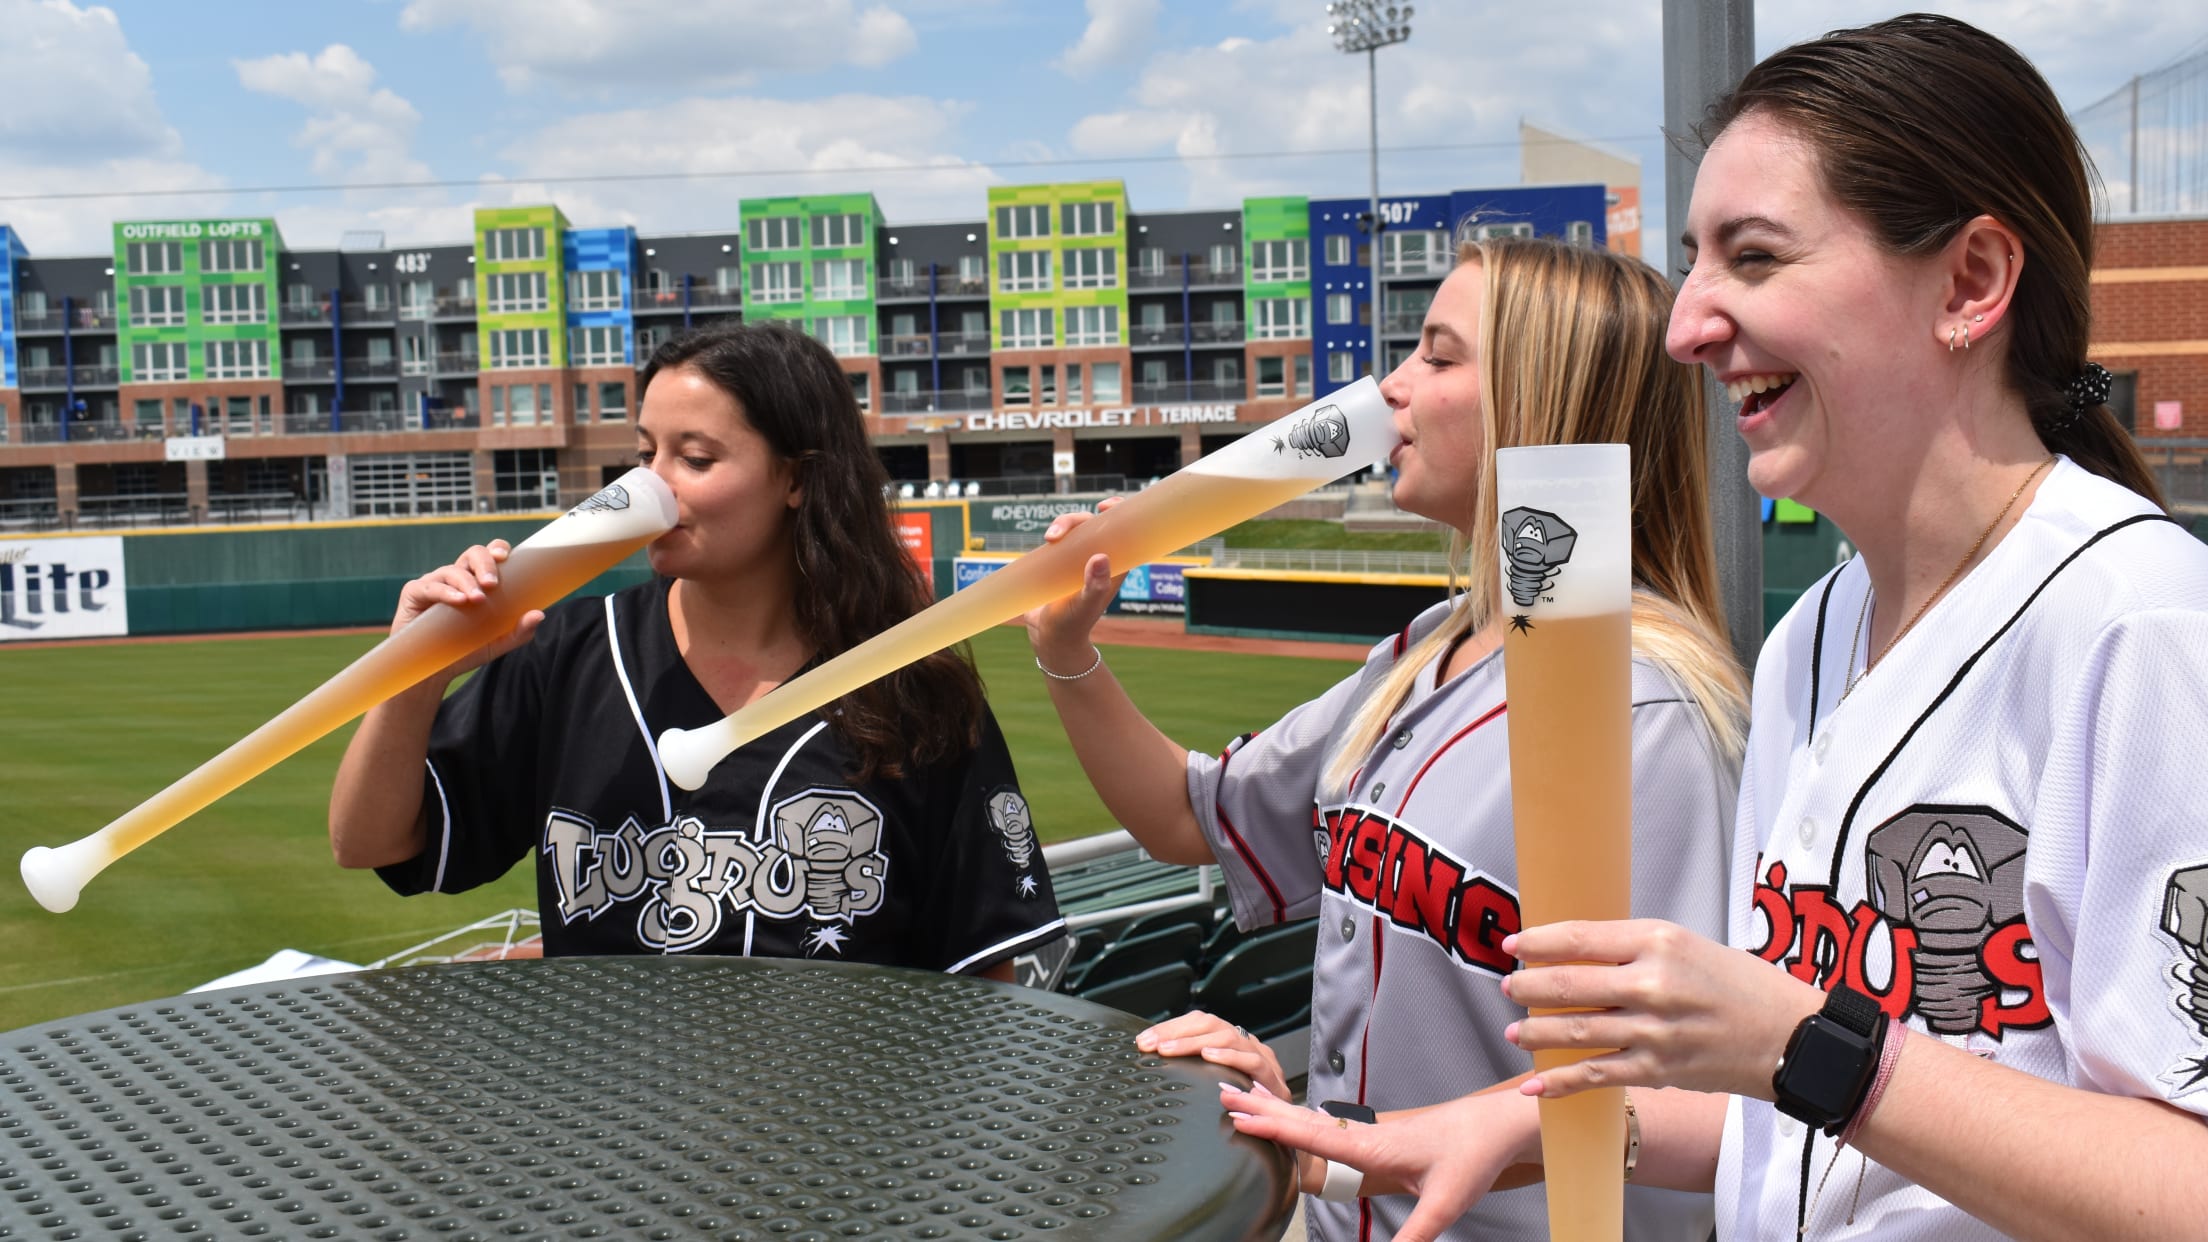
top-left (645, 248), bottom-right (656, 257)
top-left (965, 233), bottom-right (977, 242)
top-left (720, 243), bottom-right (732, 253)
top-left (888, 236), bottom-right (899, 245)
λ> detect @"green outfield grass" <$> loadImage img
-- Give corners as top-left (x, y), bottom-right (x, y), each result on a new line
top-left (1221, 517), bottom-right (1451, 552)
top-left (0, 624), bottom-right (1356, 1031)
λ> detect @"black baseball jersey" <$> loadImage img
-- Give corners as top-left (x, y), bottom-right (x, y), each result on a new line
top-left (377, 579), bottom-right (1064, 973)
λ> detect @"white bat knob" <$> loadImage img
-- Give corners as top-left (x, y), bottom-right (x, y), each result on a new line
top-left (657, 725), bottom-right (724, 792)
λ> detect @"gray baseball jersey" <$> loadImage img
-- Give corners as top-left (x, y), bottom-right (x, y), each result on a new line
top-left (1719, 459), bottom-right (2208, 1240)
top-left (1189, 599), bottom-right (1738, 1242)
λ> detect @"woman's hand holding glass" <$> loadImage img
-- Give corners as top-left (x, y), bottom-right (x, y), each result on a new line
top-left (1020, 498), bottom-right (1127, 675)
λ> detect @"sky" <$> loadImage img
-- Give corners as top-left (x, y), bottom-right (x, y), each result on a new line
top-left (0, 0), bottom-right (2200, 264)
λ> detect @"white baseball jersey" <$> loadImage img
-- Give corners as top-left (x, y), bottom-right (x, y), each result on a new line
top-left (1718, 458), bottom-right (2208, 1241)
top-left (1189, 599), bottom-right (1738, 1242)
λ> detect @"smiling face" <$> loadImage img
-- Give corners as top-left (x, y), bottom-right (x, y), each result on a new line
top-left (1379, 262), bottom-right (1487, 531)
top-left (634, 364), bottom-right (799, 583)
top-left (1666, 112), bottom-right (1950, 511)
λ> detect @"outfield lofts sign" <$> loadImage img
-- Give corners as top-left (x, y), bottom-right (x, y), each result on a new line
top-left (0, 537), bottom-right (129, 641)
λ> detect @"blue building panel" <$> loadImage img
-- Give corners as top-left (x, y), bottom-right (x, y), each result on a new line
top-left (1308, 186), bottom-right (1607, 397)
top-left (0, 226), bottom-right (24, 390)
top-left (563, 225), bottom-right (638, 365)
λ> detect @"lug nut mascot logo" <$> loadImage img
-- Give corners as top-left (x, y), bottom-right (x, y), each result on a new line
top-left (1499, 507), bottom-right (1576, 632)
top-left (2163, 863), bottom-right (2208, 1093)
top-left (1864, 810), bottom-right (2035, 1036)
top-left (1271, 404), bottom-right (1350, 459)
top-left (572, 482), bottom-right (632, 514)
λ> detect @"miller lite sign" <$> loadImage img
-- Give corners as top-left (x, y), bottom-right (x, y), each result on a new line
top-left (0, 537), bottom-right (129, 641)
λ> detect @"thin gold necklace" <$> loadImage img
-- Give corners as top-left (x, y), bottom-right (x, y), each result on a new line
top-left (1843, 456), bottom-right (2054, 701)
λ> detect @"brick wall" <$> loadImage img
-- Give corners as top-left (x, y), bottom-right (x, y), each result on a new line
top-left (2090, 217), bottom-right (2208, 436)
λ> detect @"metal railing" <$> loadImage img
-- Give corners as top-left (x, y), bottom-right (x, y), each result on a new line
top-left (340, 301), bottom-right (397, 324)
top-left (1190, 321), bottom-right (1245, 344)
top-left (431, 295), bottom-right (477, 319)
top-left (205, 492), bottom-right (308, 523)
top-left (434, 352), bottom-right (480, 375)
top-left (879, 388), bottom-right (995, 415)
top-left (883, 333), bottom-right (934, 357)
top-left (690, 286), bottom-right (743, 309)
top-left (1212, 546), bottom-right (1455, 576)
top-left (277, 409), bottom-right (485, 435)
top-left (2140, 437), bottom-right (2208, 508)
top-left (1380, 313), bottom-right (1427, 335)
top-left (285, 359), bottom-right (335, 381)
top-left (76, 493), bottom-right (193, 527)
top-left (937, 331), bottom-right (991, 355)
top-left (279, 302), bottom-right (330, 325)
top-left (1132, 380), bottom-right (1247, 403)
top-left (0, 499), bottom-right (62, 530)
top-left (5, 421), bottom-right (159, 444)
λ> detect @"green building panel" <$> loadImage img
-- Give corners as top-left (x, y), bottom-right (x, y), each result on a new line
top-left (474, 205), bottom-right (569, 369)
top-left (1242, 195), bottom-right (1312, 298)
top-left (739, 193), bottom-right (882, 356)
top-left (985, 182), bottom-right (1128, 350)
top-left (113, 218), bottom-right (284, 384)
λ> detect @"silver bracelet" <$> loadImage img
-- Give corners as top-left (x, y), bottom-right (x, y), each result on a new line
top-left (1035, 646), bottom-right (1105, 681)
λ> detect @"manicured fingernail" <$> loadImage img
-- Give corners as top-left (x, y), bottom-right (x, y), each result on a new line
top-left (1251, 1082), bottom-right (1276, 1098)
top-left (1227, 1110), bottom-right (1252, 1120)
top-left (1501, 933), bottom-right (1519, 954)
top-left (1504, 1022), bottom-right (1521, 1045)
top-left (1134, 1034), bottom-right (1155, 1050)
top-left (1498, 974), bottom-right (1513, 999)
top-left (1520, 1078), bottom-right (1546, 1097)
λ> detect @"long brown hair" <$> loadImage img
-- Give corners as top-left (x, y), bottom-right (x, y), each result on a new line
top-left (641, 321), bottom-right (985, 780)
top-left (1703, 12), bottom-right (2164, 506)
top-left (1326, 237), bottom-right (1747, 792)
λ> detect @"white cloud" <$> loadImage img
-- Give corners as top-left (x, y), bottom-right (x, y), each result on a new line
top-left (490, 93), bottom-right (995, 231)
top-left (0, 0), bottom-right (180, 163)
top-left (397, 0), bottom-right (918, 93)
top-left (1056, 0), bottom-right (1161, 77)
top-left (234, 45), bottom-right (432, 185)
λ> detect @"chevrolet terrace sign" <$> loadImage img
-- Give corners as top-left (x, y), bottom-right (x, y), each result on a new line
top-left (953, 404), bottom-right (1241, 433)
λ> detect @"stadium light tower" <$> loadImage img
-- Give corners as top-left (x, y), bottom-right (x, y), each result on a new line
top-left (1327, 1), bottom-right (1412, 382)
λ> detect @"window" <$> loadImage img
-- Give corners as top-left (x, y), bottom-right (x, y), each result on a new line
top-left (635, 326), bottom-right (668, 357)
top-left (1207, 243), bottom-right (1238, 274)
top-left (1326, 293), bottom-right (1354, 325)
top-left (132, 342), bottom-right (188, 382)
top-left (569, 269), bottom-right (623, 311)
top-left (1091, 362), bottom-right (1122, 404)
top-left (1063, 248), bottom-right (1117, 289)
top-left (1470, 221), bottom-right (1534, 243)
top-left (454, 277), bottom-right (474, 306)
top-left (127, 242), bottom-right (183, 275)
top-left (713, 265), bottom-right (742, 293)
top-left (1040, 365), bottom-right (1057, 405)
top-left (1384, 288), bottom-right (1434, 333)
top-left (1325, 234), bottom-right (1351, 266)
top-left (746, 216), bottom-right (802, 251)
top-left (1566, 221), bottom-right (1595, 246)
top-left (997, 250), bottom-right (1051, 293)
top-left (1061, 201), bottom-right (1115, 236)
top-left (509, 383), bottom-right (540, 427)
top-left (203, 283), bottom-right (266, 325)
top-left (402, 334), bottom-right (428, 375)
top-left (488, 328), bottom-right (550, 369)
top-left (1383, 229), bottom-right (1452, 275)
top-left (1294, 354), bottom-right (1311, 397)
top-left (1252, 298), bottom-right (1308, 340)
top-left (401, 279), bottom-right (435, 317)
top-left (1003, 366), bottom-right (1031, 405)
top-left (847, 372), bottom-right (871, 411)
top-left (956, 254), bottom-right (987, 288)
top-left (202, 239), bottom-right (264, 273)
top-left (1064, 305), bottom-right (1119, 347)
top-left (1257, 356), bottom-right (1286, 398)
top-left (1065, 363), bottom-right (1082, 405)
top-left (130, 284), bottom-right (187, 327)
top-left (1140, 358), bottom-right (1168, 389)
top-left (995, 204), bottom-right (1050, 239)
top-left (750, 261), bottom-right (803, 303)
top-left (1134, 247), bottom-right (1165, 276)
top-left (572, 325), bottom-right (628, 367)
top-left (811, 213), bottom-right (865, 248)
top-left (1211, 357), bottom-right (1241, 389)
top-left (226, 396), bottom-right (254, 436)
top-left (812, 259), bottom-right (867, 301)
top-left (884, 258), bottom-right (916, 287)
top-left (203, 339), bottom-right (270, 380)
top-left (486, 271), bottom-right (548, 314)
top-left (999, 307), bottom-right (1053, 349)
top-left (1328, 351), bottom-right (1357, 383)
top-left (362, 283), bottom-right (391, 310)
top-left (483, 227), bottom-right (545, 262)
top-left (1250, 239), bottom-right (1307, 282)
top-left (599, 382), bottom-right (629, 421)
top-left (813, 315), bottom-right (868, 357)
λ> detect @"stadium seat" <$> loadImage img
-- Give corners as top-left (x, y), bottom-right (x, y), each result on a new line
top-left (1114, 904), bottom-right (1213, 943)
top-left (1064, 922), bottom-right (1204, 993)
top-left (1190, 919), bottom-right (1318, 1041)
top-left (1077, 962), bottom-right (1195, 1023)
top-left (897, 483), bottom-right (915, 499)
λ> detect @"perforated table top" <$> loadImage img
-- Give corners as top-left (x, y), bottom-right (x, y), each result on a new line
top-left (0, 957), bottom-right (1294, 1241)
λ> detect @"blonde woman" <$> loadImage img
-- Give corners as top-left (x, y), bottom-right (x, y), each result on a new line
top-left (1024, 236), bottom-right (1746, 1242)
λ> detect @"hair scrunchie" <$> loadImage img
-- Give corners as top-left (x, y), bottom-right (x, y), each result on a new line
top-left (2048, 361), bottom-right (2113, 431)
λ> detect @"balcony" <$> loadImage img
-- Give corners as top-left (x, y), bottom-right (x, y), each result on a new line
top-left (278, 408), bottom-right (484, 436)
top-left (17, 364), bottom-right (120, 390)
top-left (1128, 260), bottom-right (1241, 290)
top-left (1132, 379), bottom-right (1247, 403)
top-left (340, 301), bottom-right (398, 325)
top-left (285, 359), bottom-right (335, 382)
top-left (433, 352), bottom-right (480, 376)
top-left (1381, 256), bottom-right (1454, 279)
top-left (878, 275), bottom-right (930, 301)
top-left (432, 295), bottom-right (477, 320)
top-left (347, 357), bottom-right (400, 379)
top-left (633, 289), bottom-right (688, 315)
top-left (6, 420), bottom-right (162, 444)
top-left (1380, 313), bottom-right (1426, 335)
top-left (1190, 321), bottom-right (1245, 345)
top-left (883, 333), bottom-right (934, 358)
top-left (280, 301), bottom-right (331, 325)
top-left (880, 388), bottom-right (995, 415)
top-left (937, 331), bottom-right (991, 356)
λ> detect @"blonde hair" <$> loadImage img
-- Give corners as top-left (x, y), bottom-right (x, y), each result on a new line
top-left (1322, 237), bottom-right (1748, 794)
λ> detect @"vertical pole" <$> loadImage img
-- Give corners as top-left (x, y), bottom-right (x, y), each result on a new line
top-left (330, 290), bottom-right (344, 433)
top-left (1367, 44), bottom-right (1383, 380)
top-left (2129, 74), bottom-right (2140, 215)
top-left (60, 296), bottom-right (74, 443)
top-left (1664, 0), bottom-right (1761, 669)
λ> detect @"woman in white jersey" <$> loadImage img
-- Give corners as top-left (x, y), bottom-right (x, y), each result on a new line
top-left (1225, 15), bottom-right (2208, 1241)
top-left (1027, 236), bottom-right (1747, 1241)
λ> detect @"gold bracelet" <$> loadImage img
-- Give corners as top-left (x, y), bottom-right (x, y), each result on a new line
top-left (1622, 1090), bottom-right (1640, 1183)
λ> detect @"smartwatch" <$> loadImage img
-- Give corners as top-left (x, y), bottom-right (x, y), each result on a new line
top-left (1315, 1101), bottom-right (1376, 1201)
top-left (1770, 983), bottom-right (1887, 1135)
top-left (1318, 1100), bottom-right (1377, 1125)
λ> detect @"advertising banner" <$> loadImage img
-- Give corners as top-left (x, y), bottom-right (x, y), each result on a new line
top-left (1113, 562), bottom-right (1189, 616)
top-left (0, 536), bottom-right (129, 641)
top-left (893, 511), bottom-right (934, 569)
top-left (953, 556), bottom-right (1015, 594)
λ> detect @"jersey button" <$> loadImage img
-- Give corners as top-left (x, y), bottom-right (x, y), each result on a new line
top-left (1327, 1050), bottom-right (1347, 1074)
top-left (1813, 729), bottom-right (1833, 763)
top-left (1340, 916), bottom-right (1357, 942)
top-left (1799, 816), bottom-right (1821, 846)
top-left (1392, 728), bottom-right (1413, 749)
top-left (1369, 781), bottom-right (1386, 801)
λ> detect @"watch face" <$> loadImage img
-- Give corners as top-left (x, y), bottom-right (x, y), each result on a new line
top-left (1775, 1015), bottom-right (1879, 1129)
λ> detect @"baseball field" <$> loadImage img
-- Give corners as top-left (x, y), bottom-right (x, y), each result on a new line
top-left (0, 623), bottom-right (1360, 1031)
